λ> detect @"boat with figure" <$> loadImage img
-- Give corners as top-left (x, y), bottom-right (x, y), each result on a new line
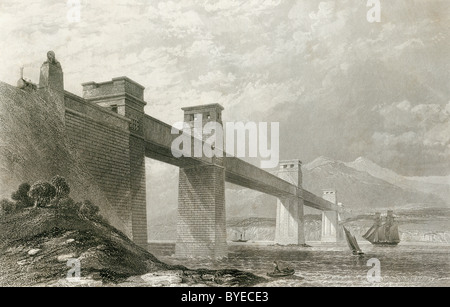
top-left (343, 226), bottom-right (364, 255)
top-left (363, 211), bottom-right (400, 246)
top-left (267, 268), bottom-right (295, 278)
top-left (267, 261), bottom-right (295, 277)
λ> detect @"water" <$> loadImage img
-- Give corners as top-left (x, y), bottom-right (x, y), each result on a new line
top-left (151, 242), bottom-right (450, 287)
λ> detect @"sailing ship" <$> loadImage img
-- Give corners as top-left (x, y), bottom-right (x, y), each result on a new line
top-left (363, 211), bottom-right (400, 246)
top-left (343, 226), bottom-right (364, 255)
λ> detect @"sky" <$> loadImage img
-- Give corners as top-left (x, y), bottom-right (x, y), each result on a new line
top-left (0, 0), bottom-right (449, 176)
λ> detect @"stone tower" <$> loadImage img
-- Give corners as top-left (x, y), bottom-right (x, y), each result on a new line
top-left (176, 103), bottom-right (227, 258)
top-left (275, 160), bottom-right (305, 245)
top-left (182, 103), bottom-right (225, 160)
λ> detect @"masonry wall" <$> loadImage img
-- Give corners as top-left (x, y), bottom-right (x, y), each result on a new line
top-left (64, 94), bottom-right (133, 238)
top-left (176, 165), bottom-right (227, 258)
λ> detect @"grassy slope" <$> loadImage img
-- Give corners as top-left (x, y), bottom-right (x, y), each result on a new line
top-left (0, 208), bottom-right (167, 286)
top-left (0, 208), bottom-right (265, 286)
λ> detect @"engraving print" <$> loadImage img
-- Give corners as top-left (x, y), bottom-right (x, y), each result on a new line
top-left (0, 0), bottom-right (448, 289)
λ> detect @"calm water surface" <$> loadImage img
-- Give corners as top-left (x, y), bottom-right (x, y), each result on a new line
top-left (154, 242), bottom-right (450, 287)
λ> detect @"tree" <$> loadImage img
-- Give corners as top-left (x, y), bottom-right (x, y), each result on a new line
top-left (78, 200), bottom-right (100, 219)
top-left (50, 175), bottom-right (70, 199)
top-left (0, 199), bottom-right (15, 215)
top-left (11, 183), bottom-right (33, 209)
top-left (56, 197), bottom-right (80, 216)
top-left (28, 181), bottom-right (56, 208)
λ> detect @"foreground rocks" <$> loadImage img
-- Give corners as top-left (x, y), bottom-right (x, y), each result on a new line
top-left (0, 208), bottom-right (265, 287)
top-left (39, 268), bottom-right (266, 287)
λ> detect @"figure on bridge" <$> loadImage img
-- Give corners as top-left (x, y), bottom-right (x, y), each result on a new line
top-left (44, 51), bottom-right (61, 68)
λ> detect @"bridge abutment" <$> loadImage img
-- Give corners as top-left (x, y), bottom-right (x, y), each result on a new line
top-left (81, 77), bottom-right (149, 248)
top-left (275, 160), bottom-right (305, 245)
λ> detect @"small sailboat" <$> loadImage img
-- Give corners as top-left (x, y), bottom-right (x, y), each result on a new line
top-left (343, 226), bottom-right (364, 255)
top-left (363, 211), bottom-right (400, 246)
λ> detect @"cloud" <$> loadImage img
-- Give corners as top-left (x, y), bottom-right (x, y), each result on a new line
top-left (191, 71), bottom-right (236, 88)
top-left (369, 101), bottom-right (450, 174)
top-left (0, 0), bottom-right (448, 175)
top-left (377, 101), bottom-right (450, 133)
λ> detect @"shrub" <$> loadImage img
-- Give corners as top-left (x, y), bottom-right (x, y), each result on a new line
top-left (56, 197), bottom-right (80, 216)
top-left (50, 175), bottom-right (70, 199)
top-left (78, 200), bottom-right (100, 219)
top-left (11, 182), bottom-right (33, 209)
top-left (0, 199), bottom-right (16, 215)
top-left (28, 181), bottom-right (56, 207)
top-left (48, 198), bottom-right (60, 208)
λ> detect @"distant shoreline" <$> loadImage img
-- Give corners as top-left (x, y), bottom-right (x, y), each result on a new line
top-left (148, 240), bottom-right (450, 246)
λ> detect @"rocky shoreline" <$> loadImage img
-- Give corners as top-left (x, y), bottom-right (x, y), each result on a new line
top-left (0, 208), bottom-right (266, 287)
top-left (42, 269), bottom-right (266, 287)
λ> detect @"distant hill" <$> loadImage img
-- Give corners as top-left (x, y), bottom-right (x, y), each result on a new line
top-left (302, 156), bottom-right (447, 211)
top-left (225, 156), bottom-right (448, 218)
top-left (346, 157), bottom-right (450, 204)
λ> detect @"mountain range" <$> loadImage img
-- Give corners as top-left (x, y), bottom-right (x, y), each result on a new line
top-left (225, 156), bottom-right (449, 218)
top-left (345, 157), bottom-right (450, 202)
top-left (302, 156), bottom-right (449, 210)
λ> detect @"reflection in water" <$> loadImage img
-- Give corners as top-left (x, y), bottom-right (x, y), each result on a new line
top-left (152, 243), bottom-right (450, 287)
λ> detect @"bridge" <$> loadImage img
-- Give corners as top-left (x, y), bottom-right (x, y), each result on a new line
top-left (36, 52), bottom-right (342, 258)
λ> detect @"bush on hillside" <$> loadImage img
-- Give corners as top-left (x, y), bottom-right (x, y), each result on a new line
top-left (11, 182), bottom-right (33, 209)
top-left (50, 175), bottom-right (70, 199)
top-left (3, 177), bottom-right (101, 221)
top-left (0, 199), bottom-right (16, 215)
top-left (78, 200), bottom-right (100, 219)
top-left (55, 197), bottom-right (80, 216)
top-left (28, 181), bottom-right (56, 208)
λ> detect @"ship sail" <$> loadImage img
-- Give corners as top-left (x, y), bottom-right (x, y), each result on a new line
top-left (376, 225), bottom-right (386, 242)
top-left (343, 226), bottom-right (364, 254)
top-left (362, 225), bottom-right (375, 239)
top-left (386, 223), bottom-right (400, 243)
top-left (344, 227), bottom-right (355, 250)
top-left (351, 233), bottom-right (363, 253)
top-left (362, 225), bottom-right (377, 243)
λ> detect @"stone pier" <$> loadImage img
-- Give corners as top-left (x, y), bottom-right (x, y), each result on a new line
top-left (275, 160), bottom-right (305, 245)
top-left (175, 104), bottom-right (227, 258)
top-left (321, 190), bottom-right (343, 242)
